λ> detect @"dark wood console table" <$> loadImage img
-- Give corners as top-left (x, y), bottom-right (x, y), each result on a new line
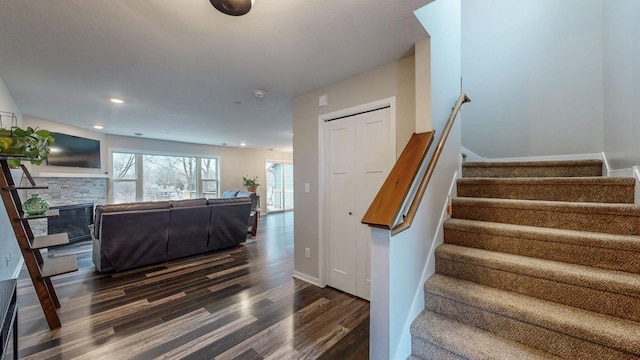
top-left (0, 279), bottom-right (17, 360)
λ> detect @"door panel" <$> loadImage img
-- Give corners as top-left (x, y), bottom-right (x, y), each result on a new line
top-left (355, 108), bottom-right (393, 300)
top-left (325, 106), bottom-right (393, 300)
top-left (326, 118), bottom-right (356, 294)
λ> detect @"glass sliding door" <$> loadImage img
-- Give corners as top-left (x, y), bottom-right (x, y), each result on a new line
top-left (266, 161), bottom-right (294, 213)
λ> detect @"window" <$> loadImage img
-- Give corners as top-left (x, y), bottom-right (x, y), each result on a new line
top-left (112, 152), bottom-right (137, 204)
top-left (200, 158), bottom-right (218, 198)
top-left (111, 152), bottom-right (219, 203)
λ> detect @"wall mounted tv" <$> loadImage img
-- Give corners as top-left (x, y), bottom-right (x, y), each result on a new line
top-left (47, 132), bottom-right (101, 169)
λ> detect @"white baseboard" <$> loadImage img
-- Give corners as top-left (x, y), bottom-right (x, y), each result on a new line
top-left (485, 152), bottom-right (602, 163)
top-left (634, 166), bottom-right (640, 205)
top-left (12, 258), bottom-right (24, 279)
top-left (292, 271), bottom-right (322, 287)
top-left (602, 152), bottom-right (635, 177)
top-left (607, 168), bottom-right (634, 177)
top-left (461, 146), bottom-right (484, 162)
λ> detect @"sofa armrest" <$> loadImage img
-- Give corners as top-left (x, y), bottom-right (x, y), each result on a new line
top-left (207, 199), bottom-right (252, 251)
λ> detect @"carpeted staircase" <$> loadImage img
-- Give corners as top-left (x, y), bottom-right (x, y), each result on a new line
top-left (409, 159), bottom-right (640, 359)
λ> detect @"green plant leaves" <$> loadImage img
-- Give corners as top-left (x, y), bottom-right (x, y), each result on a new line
top-left (0, 126), bottom-right (55, 165)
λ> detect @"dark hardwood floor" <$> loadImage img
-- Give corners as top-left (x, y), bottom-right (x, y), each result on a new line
top-left (16, 212), bottom-right (370, 359)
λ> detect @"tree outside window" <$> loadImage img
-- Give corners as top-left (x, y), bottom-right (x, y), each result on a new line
top-left (111, 152), bottom-right (218, 203)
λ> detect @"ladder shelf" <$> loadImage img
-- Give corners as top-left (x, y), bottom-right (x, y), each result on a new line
top-left (0, 158), bottom-right (78, 329)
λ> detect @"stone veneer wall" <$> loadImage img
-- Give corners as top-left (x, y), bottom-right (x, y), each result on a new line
top-left (19, 177), bottom-right (108, 237)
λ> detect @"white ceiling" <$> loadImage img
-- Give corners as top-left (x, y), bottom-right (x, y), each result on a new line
top-left (0, 0), bottom-right (431, 152)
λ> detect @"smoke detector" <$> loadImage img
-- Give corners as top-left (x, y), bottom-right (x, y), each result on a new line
top-left (253, 89), bottom-right (266, 98)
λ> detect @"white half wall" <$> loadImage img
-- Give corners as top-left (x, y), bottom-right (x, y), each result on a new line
top-left (368, 0), bottom-right (463, 358)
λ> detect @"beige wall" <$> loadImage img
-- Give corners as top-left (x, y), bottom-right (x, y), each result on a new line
top-left (292, 56), bottom-right (416, 280)
top-left (24, 117), bottom-right (292, 213)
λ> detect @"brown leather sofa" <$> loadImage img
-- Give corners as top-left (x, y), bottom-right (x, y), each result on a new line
top-left (90, 197), bottom-right (252, 272)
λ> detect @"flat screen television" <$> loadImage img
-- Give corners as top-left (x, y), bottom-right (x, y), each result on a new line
top-left (46, 132), bottom-right (101, 169)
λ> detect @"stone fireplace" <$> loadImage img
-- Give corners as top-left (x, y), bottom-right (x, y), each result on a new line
top-left (20, 176), bottom-right (108, 238)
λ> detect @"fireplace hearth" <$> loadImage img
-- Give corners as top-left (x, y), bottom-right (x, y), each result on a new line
top-left (47, 203), bottom-right (94, 243)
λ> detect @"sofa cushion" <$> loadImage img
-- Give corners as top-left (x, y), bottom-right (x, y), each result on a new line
top-left (235, 191), bottom-right (253, 198)
top-left (100, 209), bottom-right (171, 272)
top-left (167, 205), bottom-right (211, 260)
top-left (94, 201), bottom-right (171, 238)
top-left (222, 190), bottom-right (239, 198)
top-left (207, 197), bottom-right (251, 206)
top-left (170, 198), bottom-right (207, 208)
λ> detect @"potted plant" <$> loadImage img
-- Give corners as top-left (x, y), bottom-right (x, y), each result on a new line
top-left (0, 126), bottom-right (55, 166)
top-left (242, 175), bottom-right (259, 192)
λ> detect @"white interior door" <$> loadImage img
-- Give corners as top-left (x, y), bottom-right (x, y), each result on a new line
top-left (325, 107), bottom-right (393, 300)
top-left (355, 108), bottom-right (393, 300)
top-left (325, 117), bottom-right (357, 294)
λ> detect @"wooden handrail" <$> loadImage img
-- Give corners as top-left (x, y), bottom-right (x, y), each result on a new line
top-left (392, 92), bottom-right (470, 235)
top-left (361, 131), bottom-right (435, 229)
top-left (361, 92), bottom-right (470, 234)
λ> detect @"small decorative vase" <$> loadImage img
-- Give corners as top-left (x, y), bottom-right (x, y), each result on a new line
top-left (22, 194), bottom-right (50, 216)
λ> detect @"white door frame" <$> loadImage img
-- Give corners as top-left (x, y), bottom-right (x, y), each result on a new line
top-left (318, 96), bottom-right (397, 288)
top-left (265, 159), bottom-right (294, 213)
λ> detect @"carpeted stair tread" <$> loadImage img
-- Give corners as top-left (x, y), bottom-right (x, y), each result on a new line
top-left (436, 244), bottom-right (640, 297)
top-left (451, 197), bottom-right (640, 235)
top-left (443, 219), bottom-right (640, 273)
top-left (462, 159), bottom-right (603, 178)
top-left (424, 274), bottom-right (640, 357)
top-left (411, 310), bottom-right (561, 360)
top-left (456, 177), bottom-right (634, 203)
top-left (408, 356), bottom-right (435, 360)
top-left (411, 159), bottom-right (640, 359)
top-left (435, 244), bottom-right (640, 321)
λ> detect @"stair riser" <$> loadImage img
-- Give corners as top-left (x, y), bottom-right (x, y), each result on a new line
top-left (411, 338), bottom-right (465, 360)
top-left (452, 204), bottom-right (640, 236)
top-left (444, 227), bottom-right (640, 274)
top-left (424, 294), bottom-right (635, 359)
top-left (435, 257), bottom-right (640, 322)
top-left (457, 183), bottom-right (634, 203)
top-left (461, 165), bottom-right (602, 178)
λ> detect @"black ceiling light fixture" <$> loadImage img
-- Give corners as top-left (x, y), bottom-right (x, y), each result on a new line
top-left (210, 0), bottom-right (255, 16)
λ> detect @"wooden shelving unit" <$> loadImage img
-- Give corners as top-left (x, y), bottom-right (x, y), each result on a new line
top-left (0, 158), bottom-right (78, 330)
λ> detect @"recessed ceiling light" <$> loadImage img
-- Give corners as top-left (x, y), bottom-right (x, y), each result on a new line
top-left (240, 142), bottom-right (246, 147)
top-left (110, 98), bottom-right (125, 104)
top-left (93, 125), bottom-right (103, 130)
top-left (253, 89), bottom-right (265, 98)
